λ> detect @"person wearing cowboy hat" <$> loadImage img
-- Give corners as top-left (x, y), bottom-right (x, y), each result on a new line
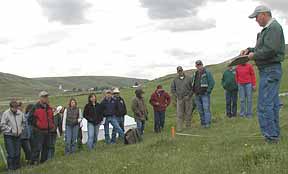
top-left (240, 5), bottom-right (285, 143)
top-left (111, 88), bottom-right (127, 144)
top-left (101, 89), bottom-right (125, 144)
top-left (149, 85), bottom-right (171, 133)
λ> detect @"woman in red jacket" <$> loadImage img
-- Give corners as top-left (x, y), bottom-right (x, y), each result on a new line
top-left (149, 85), bottom-right (171, 133)
top-left (235, 63), bottom-right (256, 118)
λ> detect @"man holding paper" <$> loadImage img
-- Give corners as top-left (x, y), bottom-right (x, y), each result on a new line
top-left (240, 5), bottom-right (285, 143)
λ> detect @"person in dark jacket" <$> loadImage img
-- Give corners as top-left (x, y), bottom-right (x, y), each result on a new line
top-left (101, 90), bottom-right (125, 144)
top-left (29, 91), bottom-right (55, 165)
top-left (1, 100), bottom-right (25, 171)
top-left (20, 104), bottom-right (33, 164)
top-left (221, 66), bottom-right (238, 118)
top-left (111, 88), bottom-right (127, 144)
top-left (241, 5), bottom-right (285, 143)
top-left (190, 60), bottom-right (215, 128)
top-left (83, 94), bottom-right (104, 150)
top-left (149, 85), bottom-right (171, 133)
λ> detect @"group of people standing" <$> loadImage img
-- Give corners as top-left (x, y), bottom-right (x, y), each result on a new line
top-left (0, 87), bottom-right (148, 171)
top-left (171, 60), bottom-right (215, 131)
top-left (222, 62), bottom-right (256, 118)
top-left (0, 4), bottom-right (285, 172)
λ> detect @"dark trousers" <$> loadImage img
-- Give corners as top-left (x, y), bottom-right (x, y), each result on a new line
top-left (21, 138), bottom-right (32, 161)
top-left (47, 133), bottom-right (57, 160)
top-left (4, 135), bottom-right (21, 170)
top-left (78, 126), bottom-right (83, 149)
top-left (31, 130), bottom-right (54, 164)
top-left (154, 111), bottom-right (166, 133)
top-left (225, 90), bottom-right (238, 117)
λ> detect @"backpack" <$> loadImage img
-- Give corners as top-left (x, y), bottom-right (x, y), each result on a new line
top-left (124, 128), bottom-right (142, 144)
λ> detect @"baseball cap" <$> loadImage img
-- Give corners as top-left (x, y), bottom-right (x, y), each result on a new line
top-left (195, 60), bottom-right (203, 65)
top-left (39, 91), bottom-right (49, 97)
top-left (249, 5), bottom-right (271, 18)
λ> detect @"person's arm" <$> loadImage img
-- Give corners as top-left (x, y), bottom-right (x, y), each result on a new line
top-left (250, 65), bottom-right (257, 89)
top-left (166, 92), bottom-right (171, 106)
top-left (149, 94), bottom-right (159, 107)
top-left (186, 77), bottom-right (194, 97)
top-left (221, 71), bottom-right (225, 89)
top-left (235, 67), bottom-right (239, 84)
top-left (170, 80), bottom-right (177, 97)
top-left (0, 112), bottom-right (11, 133)
top-left (78, 108), bottom-right (83, 123)
top-left (62, 109), bottom-right (67, 132)
top-left (131, 99), bottom-right (141, 117)
top-left (207, 71), bottom-right (215, 94)
top-left (21, 112), bottom-right (25, 132)
top-left (121, 98), bottom-right (128, 116)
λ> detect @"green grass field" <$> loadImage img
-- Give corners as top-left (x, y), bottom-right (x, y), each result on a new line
top-left (0, 59), bottom-right (288, 174)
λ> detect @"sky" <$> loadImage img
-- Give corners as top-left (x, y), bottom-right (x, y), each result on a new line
top-left (0, 0), bottom-right (287, 80)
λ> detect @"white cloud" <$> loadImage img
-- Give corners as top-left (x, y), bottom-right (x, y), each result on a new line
top-left (0, 0), bottom-right (287, 80)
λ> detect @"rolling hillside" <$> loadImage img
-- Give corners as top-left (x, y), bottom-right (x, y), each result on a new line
top-left (0, 73), bottom-right (148, 100)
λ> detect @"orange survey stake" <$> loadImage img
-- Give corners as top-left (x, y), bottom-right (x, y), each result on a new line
top-left (171, 127), bottom-right (175, 138)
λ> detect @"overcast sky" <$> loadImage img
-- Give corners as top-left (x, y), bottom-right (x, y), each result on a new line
top-left (0, 0), bottom-right (287, 80)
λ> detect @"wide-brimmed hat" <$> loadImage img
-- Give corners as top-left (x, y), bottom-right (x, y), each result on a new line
top-left (113, 88), bottom-right (120, 94)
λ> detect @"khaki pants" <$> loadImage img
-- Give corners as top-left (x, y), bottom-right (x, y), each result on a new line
top-left (176, 96), bottom-right (194, 132)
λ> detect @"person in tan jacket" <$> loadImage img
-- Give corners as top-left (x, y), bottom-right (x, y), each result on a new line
top-left (131, 88), bottom-right (148, 135)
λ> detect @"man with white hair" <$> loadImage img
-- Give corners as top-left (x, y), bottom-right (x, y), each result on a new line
top-left (240, 5), bottom-right (285, 143)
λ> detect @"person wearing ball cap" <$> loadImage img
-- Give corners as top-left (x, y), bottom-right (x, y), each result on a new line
top-left (240, 5), bottom-right (285, 143)
top-left (170, 66), bottom-right (194, 132)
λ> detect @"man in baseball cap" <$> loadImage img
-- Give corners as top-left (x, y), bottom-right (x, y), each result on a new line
top-left (39, 91), bottom-right (49, 97)
top-left (171, 66), bottom-right (194, 132)
top-left (240, 5), bottom-right (285, 143)
top-left (248, 5), bottom-right (271, 19)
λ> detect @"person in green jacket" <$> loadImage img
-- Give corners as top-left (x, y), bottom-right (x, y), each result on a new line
top-left (221, 66), bottom-right (238, 118)
top-left (190, 60), bottom-right (215, 128)
top-left (240, 5), bottom-right (285, 143)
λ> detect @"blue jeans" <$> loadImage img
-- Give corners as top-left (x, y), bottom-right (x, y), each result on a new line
top-left (4, 135), bottom-right (21, 170)
top-left (87, 122), bottom-right (100, 150)
top-left (136, 119), bottom-right (145, 135)
top-left (104, 116), bottom-right (124, 144)
top-left (65, 125), bottom-right (79, 155)
top-left (154, 111), bottom-right (166, 132)
top-left (258, 63), bottom-right (282, 141)
top-left (225, 90), bottom-right (238, 117)
top-left (195, 93), bottom-right (212, 127)
top-left (238, 83), bottom-right (253, 117)
top-left (111, 116), bottom-right (125, 144)
top-left (21, 138), bottom-right (32, 161)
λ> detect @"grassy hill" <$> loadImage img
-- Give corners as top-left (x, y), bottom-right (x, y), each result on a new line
top-left (0, 57), bottom-right (286, 173)
top-left (0, 73), bottom-right (147, 101)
